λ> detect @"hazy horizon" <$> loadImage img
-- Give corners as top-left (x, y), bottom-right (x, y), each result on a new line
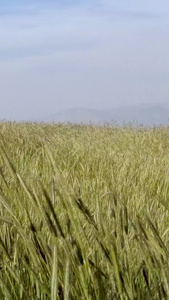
top-left (1, 1), bottom-right (169, 121)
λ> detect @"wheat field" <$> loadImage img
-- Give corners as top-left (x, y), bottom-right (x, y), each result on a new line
top-left (0, 122), bottom-right (169, 299)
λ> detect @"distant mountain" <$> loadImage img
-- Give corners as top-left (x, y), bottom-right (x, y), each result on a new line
top-left (43, 104), bottom-right (169, 126)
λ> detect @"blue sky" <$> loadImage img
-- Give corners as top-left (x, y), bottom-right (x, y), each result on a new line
top-left (1, 0), bottom-right (169, 120)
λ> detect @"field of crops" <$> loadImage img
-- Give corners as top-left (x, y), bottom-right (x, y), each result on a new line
top-left (0, 122), bottom-right (169, 299)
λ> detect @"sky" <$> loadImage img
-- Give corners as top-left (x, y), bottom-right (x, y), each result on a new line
top-left (0, 0), bottom-right (169, 120)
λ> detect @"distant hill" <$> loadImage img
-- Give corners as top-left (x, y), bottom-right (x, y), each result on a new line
top-left (43, 104), bottom-right (169, 126)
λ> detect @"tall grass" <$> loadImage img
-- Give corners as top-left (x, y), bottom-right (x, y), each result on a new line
top-left (0, 122), bottom-right (169, 299)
